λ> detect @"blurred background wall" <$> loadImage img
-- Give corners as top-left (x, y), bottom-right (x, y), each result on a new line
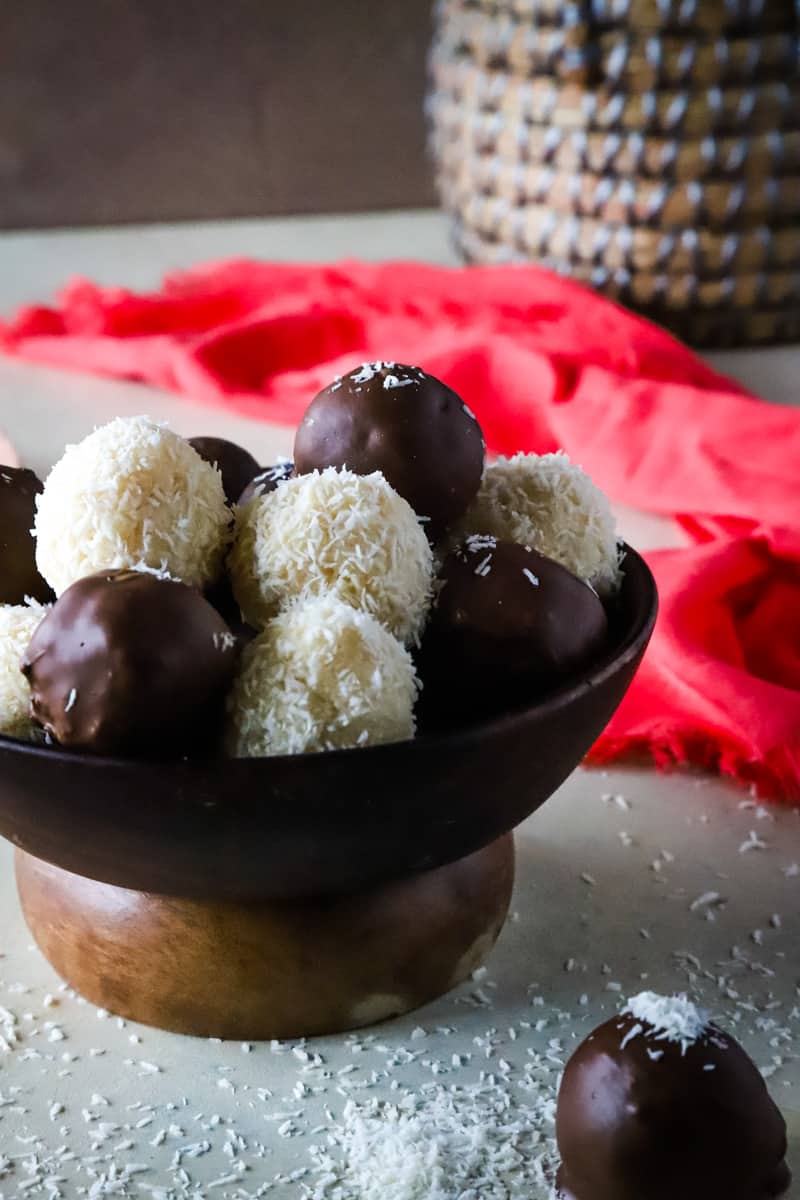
top-left (0, 0), bottom-right (436, 229)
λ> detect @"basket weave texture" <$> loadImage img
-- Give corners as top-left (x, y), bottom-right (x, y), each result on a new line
top-left (428, 0), bottom-right (800, 346)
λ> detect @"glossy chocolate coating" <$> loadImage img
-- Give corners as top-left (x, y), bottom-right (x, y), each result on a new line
top-left (0, 466), bottom-right (53, 605)
top-left (556, 1011), bottom-right (790, 1200)
top-left (237, 460), bottom-right (294, 507)
top-left (23, 570), bottom-right (238, 758)
top-left (294, 363), bottom-right (485, 531)
top-left (188, 437), bottom-right (260, 506)
top-left (419, 539), bottom-right (608, 727)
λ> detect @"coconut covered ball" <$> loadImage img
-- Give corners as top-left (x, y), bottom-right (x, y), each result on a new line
top-left (228, 467), bottom-right (433, 643)
top-left (35, 416), bottom-right (231, 595)
top-left (456, 452), bottom-right (622, 597)
top-left (227, 594), bottom-right (419, 757)
top-left (0, 603), bottom-right (46, 741)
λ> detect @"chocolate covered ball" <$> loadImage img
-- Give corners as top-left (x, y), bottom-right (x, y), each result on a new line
top-left (237, 459), bottom-right (294, 507)
top-left (0, 467), bottom-right (52, 605)
top-left (294, 362), bottom-right (485, 532)
top-left (188, 436), bottom-right (260, 506)
top-left (419, 537), bottom-right (608, 726)
top-left (23, 569), bottom-right (238, 757)
top-left (556, 992), bottom-right (791, 1200)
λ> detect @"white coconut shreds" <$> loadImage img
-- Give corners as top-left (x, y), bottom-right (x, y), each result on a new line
top-left (34, 417), bottom-right (231, 595)
top-left (0, 602), bottom-right (47, 740)
top-left (227, 468), bottom-right (434, 643)
top-left (303, 1078), bottom-right (558, 1200)
top-left (227, 594), bottom-right (419, 757)
top-left (455, 452), bottom-right (622, 597)
top-left (622, 992), bottom-right (711, 1054)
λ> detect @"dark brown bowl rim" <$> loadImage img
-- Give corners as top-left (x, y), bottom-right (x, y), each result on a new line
top-left (0, 544), bottom-right (657, 773)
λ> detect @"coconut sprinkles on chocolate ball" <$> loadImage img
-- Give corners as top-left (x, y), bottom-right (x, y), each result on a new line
top-left (23, 569), bottom-right (238, 758)
top-left (428, 536), bottom-right (608, 683)
top-left (294, 361), bottom-right (485, 532)
top-left (556, 991), bottom-right (791, 1200)
top-left (237, 459), bottom-right (294, 507)
top-left (417, 536), bottom-right (609, 730)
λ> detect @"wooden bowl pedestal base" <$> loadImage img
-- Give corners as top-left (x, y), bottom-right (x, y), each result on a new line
top-left (15, 836), bottom-right (515, 1040)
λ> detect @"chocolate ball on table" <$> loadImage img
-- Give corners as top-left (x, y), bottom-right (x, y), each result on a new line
top-left (188, 436), bottom-right (260, 507)
top-left (237, 460), bottom-right (294, 507)
top-left (556, 991), bottom-right (791, 1200)
top-left (418, 537), bottom-right (608, 726)
top-left (23, 569), bottom-right (238, 758)
top-left (294, 362), bottom-right (485, 533)
top-left (0, 467), bottom-right (53, 605)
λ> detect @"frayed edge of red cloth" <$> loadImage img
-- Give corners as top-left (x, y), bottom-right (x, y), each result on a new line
top-left (587, 728), bottom-right (800, 804)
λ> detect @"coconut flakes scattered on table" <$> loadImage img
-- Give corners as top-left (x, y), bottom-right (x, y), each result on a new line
top-left (302, 1075), bottom-right (558, 1200)
top-left (0, 780), bottom-right (797, 1196)
top-left (739, 831), bottom-right (768, 854)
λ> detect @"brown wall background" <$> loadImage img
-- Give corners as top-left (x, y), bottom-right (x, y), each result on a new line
top-left (0, 1), bottom-right (436, 229)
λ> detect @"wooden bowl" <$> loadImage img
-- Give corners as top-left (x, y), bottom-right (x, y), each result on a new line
top-left (1, 546), bottom-right (656, 1036)
top-left (0, 546), bottom-right (657, 904)
top-left (13, 835), bottom-right (517, 1039)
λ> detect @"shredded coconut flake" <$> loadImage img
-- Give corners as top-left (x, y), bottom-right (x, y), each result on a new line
top-left (305, 1078), bottom-right (557, 1200)
top-left (211, 631), bottom-right (237, 652)
top-left (739, 830), bottom-right (768, 854)
top-left (622, 992), bottom-right (710, 1054)
top-left (689, 891), bottom-right (725, 913)
top-left (463, 534), bottom-right (497, 554)
top-left (619, 1022), bottom-right (642, 1049)
top-left (383, 375), bottom-right (416, 390)
top-left (351, 362), bottom-right (395, 384)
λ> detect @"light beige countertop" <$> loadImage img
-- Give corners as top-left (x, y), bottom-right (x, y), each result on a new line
top-left (0, 210), bottom-right (797, 1198)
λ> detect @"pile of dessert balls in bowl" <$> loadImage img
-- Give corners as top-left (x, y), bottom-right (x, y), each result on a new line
top-left (0, 362), bottom-right (656, 899)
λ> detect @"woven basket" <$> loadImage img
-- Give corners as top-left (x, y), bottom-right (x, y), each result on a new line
top-left (428, 0), bottom-right (800, 346)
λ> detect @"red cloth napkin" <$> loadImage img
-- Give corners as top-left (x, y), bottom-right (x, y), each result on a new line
top-left (2, 260), bottom-right (799, 801)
